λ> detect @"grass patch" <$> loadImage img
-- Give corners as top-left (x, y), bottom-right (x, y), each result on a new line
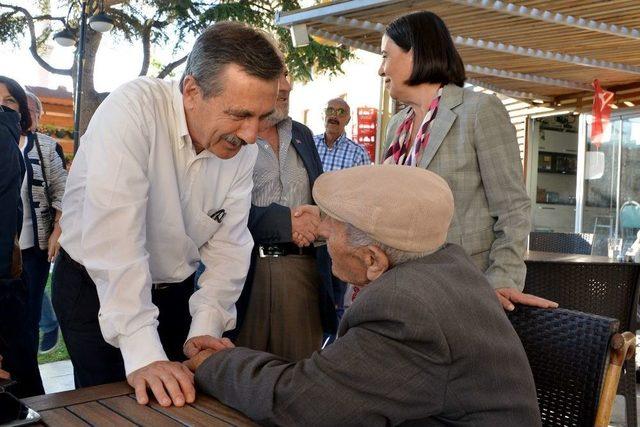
top-left (37, 335), bottom-right (69, 365)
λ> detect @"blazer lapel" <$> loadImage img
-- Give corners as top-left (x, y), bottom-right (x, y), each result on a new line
top-left (290, 128), bottom-right (319, 185)
top-left (418, 84), bottom-right (463, 169)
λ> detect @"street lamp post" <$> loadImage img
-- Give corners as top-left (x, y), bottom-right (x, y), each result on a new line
top-left (53, 0), bottom-right (113, 153)
top-left (72, 0), bottom-right (88, 154)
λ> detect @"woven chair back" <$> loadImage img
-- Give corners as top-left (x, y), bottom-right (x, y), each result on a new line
top-left (529, 232), bottom-right (593, 255)
top-left (508, 306), bottom-right (618, 427)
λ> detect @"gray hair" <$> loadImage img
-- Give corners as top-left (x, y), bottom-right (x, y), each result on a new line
top-left (179, 21), bottom-right (283, 98)
top-left (345, 223), bottom-right (431, 266)
top-left (25, 90), bottom-right (43, 117)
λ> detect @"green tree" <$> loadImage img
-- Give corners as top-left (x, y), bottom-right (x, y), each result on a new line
top-left (0, 0), bottom-right (351, 138)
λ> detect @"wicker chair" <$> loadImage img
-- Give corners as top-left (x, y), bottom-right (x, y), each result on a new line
top-left (528, 231), bottom-right (594, 255)
top-left (523, 261), bottom-right (640, 427)
top-left (508, 306), bottom-right (635, 427)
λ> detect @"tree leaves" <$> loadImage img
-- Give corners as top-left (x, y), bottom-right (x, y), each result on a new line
top-left (0, 0), bottom-right (351, 82)
top-left (0, 12), bottom-right (25, 46)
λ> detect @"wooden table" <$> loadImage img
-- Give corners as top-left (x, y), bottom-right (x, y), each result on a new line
top-left (23, 382), bottom-right (257, 426)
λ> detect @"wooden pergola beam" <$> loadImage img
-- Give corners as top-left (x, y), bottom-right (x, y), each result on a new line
top-left (319, 16), bottom-right (640, 75)
top-left (445, 0), bottom-right (640, 40)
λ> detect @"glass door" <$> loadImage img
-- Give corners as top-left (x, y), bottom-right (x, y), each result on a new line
top-left (619, 117), bottom-right (640, 247)
top-left (578, 114), bottom-right (640, 255)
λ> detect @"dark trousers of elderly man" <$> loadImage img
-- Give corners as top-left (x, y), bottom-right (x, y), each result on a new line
top-left (228, 118), bottom-right (337, 361)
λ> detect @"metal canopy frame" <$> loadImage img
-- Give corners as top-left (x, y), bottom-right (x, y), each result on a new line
top-left (276, 0), bottom-right (640, 109)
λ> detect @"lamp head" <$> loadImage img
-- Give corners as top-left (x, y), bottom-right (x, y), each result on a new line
top-left (88, 11), bottom-right (114, 33)
top-left (53, 27), bottom-right (77, 47)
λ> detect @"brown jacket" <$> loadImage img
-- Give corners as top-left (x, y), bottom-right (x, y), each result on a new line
top-left (195, 244), bottom-right (541, 426)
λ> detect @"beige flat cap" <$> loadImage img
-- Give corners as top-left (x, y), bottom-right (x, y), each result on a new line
top-left (313, 164), bottom-right (454, 253)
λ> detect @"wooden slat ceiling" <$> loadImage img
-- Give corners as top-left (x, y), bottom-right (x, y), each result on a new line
top-left (277, 0), bottom-right (640, 110)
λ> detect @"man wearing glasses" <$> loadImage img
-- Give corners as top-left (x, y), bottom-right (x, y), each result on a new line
top-left (314, 98), bottom-right (371, 321)
top-left (314, 98), bottom-right (371, 172)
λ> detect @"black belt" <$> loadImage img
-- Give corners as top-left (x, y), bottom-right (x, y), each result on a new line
top-left (59, 247), bottom-right (194, 291)
top-left (152, 275), bottom-right (195, 291)
top-left (258, 243), bottom-right (315, 257)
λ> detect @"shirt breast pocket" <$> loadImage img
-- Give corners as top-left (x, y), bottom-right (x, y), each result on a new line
top-left (187, 211), bottom-right (222, 248)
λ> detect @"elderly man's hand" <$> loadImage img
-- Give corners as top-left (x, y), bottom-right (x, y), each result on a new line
top-left (183, 348), bottom-right (217, 372)
top-left (495, 287), bottom-right (559, 311)
top-left (0, 355), bottom-right (10, 380)
top-left (291, 205), bottom-right (320, 247)
top-left (127, 360), bottom-right (195, 407)
top-left (183, 335), bottom-right (234, 358)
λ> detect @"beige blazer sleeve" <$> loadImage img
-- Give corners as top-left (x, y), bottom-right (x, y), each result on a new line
top-left (472, 93), bottom-right (530, 290)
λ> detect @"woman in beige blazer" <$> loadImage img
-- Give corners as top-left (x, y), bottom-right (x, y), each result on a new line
top-left (379, 11), bottom-right (556, 311)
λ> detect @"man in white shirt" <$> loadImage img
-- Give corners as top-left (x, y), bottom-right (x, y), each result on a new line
top-left (52, 22), bottom-right (283, 407)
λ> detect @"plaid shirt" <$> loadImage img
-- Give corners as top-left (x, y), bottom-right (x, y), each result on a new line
top-left (314, 132), bottom-right (371, 172)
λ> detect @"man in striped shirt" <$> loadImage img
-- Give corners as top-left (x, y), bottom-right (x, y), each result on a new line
top-left (314, 98), bottom-right (371, 172)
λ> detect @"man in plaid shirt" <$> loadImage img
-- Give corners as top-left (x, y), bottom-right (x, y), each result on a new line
top-left (314, 98), bottom-right (371, 172)
top-left (314, 98), bottom-right (370, 327)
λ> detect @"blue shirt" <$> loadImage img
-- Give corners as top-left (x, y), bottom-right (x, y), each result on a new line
top-left (314, 132), bottom-right (371, 172)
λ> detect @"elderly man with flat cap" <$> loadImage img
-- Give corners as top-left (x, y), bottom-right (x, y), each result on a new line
top-left (184, 165), bottom-right (541, 427)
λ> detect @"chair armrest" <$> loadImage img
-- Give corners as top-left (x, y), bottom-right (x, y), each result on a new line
top-left (595, 331), bottom-right (636, 427)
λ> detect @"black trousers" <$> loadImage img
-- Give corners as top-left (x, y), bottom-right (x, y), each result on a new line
top-left (52, 248), bottom-right (194, 388)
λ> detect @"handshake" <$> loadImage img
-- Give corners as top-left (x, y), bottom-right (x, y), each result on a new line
top-left (291, 204), bottom-right (322, 247)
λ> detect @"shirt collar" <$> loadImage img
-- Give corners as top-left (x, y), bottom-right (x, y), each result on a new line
top-left (323, 131), bottom-right (347, 148)
top-left (256, 117), bottom-right (293, 147)
top-left (171, 81), bottom-right (191, 149)
top-left (278, 117), bottom-right (293, 140)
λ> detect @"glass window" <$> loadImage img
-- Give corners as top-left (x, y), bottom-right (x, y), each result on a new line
top-left (580, 115), bottom-right (640, 254)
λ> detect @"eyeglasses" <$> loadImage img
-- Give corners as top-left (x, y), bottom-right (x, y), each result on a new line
top-left (325, 107), bottom-right (348, 117)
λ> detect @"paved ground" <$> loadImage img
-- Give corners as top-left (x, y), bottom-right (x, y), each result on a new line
top-left (39, 359), bottom-right (74, 394)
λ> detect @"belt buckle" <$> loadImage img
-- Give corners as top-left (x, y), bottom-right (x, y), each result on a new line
top-left (259, 246), bottom-right (278, 258)
top-left (259, 245), bottom-right (284, 258)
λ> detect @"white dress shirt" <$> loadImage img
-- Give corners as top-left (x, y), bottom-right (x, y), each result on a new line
top-left (60, 77), bottom-right (257, 375)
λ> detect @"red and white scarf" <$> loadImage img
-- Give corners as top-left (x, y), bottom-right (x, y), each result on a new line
top-left (383, 87), bottom-right (443, 166)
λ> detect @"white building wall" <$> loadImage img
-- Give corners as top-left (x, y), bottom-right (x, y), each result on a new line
top-left (289, 50), bottom-right (382, 138)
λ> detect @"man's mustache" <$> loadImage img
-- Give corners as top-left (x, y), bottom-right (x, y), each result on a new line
top-left (327, 118), bottom-right (339, 125)
top-left (223, 134), bottom-right (247, 147)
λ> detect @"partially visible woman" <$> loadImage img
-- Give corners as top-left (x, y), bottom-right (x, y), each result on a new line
top-left (0, 77), bottom-right (44, 397)
top-left (25, 90), bottom-right (64, 354)
top-left (379, 11), bottom-right (555, 310)
top-left (0, 77), bottom-right (67, 363)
